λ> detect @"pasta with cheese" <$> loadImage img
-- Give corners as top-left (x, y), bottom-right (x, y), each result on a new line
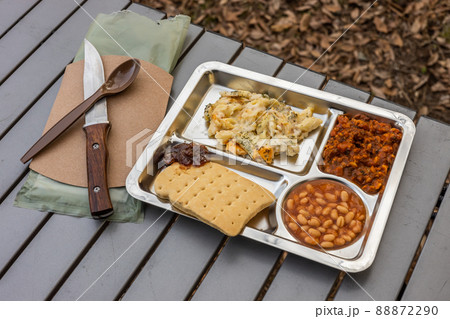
top-left (204, 90), bottom-right (322, 164)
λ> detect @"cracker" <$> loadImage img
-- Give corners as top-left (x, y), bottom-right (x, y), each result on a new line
top-left (154, 162), bottom-right (275, 236)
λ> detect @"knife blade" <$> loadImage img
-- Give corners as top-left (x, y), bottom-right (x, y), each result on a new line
top-left (83, 39), bottom-right (113, 219)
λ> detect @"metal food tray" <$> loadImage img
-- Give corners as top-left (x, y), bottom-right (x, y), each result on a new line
top-left (126, 62), bottom-right (415, 272)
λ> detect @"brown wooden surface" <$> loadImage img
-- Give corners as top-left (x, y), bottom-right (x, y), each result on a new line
top-left (84, 122), bottom-right (113, 218)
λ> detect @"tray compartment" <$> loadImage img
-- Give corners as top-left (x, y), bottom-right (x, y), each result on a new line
top-left (180, 70), bottom-right (337, 174)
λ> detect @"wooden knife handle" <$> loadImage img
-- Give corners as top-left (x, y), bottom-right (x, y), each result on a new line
top-left (84, 122), bottom-right (113, 219)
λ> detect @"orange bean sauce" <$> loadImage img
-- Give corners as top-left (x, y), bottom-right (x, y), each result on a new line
top-left (282, 179), bottom-right (366, 249)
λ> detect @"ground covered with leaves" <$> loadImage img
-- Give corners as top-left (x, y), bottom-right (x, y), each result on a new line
top-left (136, 0), bottom-right (450, 123)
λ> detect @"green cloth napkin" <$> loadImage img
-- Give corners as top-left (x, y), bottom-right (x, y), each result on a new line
top-left (74, 10), bottom-right (190, 72)
top-left (14, 11), bottom-right (190, 223)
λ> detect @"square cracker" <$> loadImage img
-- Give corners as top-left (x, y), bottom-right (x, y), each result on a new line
top-left (154, 162), bottom-right (275, 236)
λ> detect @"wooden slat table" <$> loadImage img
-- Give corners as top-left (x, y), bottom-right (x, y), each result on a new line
top-left (0, 1), bottom-right (449, 301)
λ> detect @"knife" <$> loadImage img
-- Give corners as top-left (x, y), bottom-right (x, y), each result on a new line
top-left (83, 39), bottom-right (113, 219)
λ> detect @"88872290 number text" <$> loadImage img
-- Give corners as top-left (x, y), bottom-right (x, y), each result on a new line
top-left (375, 306), bottom-right (438, 316)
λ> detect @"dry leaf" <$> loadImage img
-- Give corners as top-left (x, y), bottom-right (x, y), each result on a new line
top-left (370, 84), bottom-right (386, 99)
top-left (271, 16), bottom-right (294, 32)
top-left (391, 32), bottom-right (404, 47)
top-left (299, 13), bottom-right (310, 32)
top-left (411, 17), bottom-right (422, 34)
top-left (350, 8), bottom-right (359, 20)
top-left (325, 4), bottom-right (341, 14)
top-left (427, 52), bottom-right (439, 66)
top-left (431, 82), bottom-right (447, 92)
top-left (374, 17), bottom-right (388, 33)
top-left (385, 78), bottom-right (393, 88)
top-left (296, 5), bottom-right (311, 12)
top-left (320, 36), bottom-right (330, 49)
top-left (412, 75), bottom-right (430, 91)
top-left (250, 28), bottom-right (265, 40)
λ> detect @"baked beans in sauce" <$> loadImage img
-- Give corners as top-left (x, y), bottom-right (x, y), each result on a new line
top-left (282, 179), bottom-right (366, 249)
top-left (320, 114), bottom-right (402, 194)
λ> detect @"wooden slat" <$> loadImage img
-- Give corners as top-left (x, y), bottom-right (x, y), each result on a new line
top-left (190, 48), bottom-right (283, 300)
top-left (0, 0), bottom-right (82, 83)
top-left (0, 213), bottom-right (103, 300)
top-left (0, 178), bottom-right (48, 274)
top-left (121, 217), bottom-right (223, 300)
top-left (230, 47), bottom-right (282, 73)
top-left (49, 6), bottom-right (209, 301)
top-left (0, 78), bottom-right (60, 200)
top-left (0, 0), bottom-right (40, 36)
top-left (323, 80), bottom-right (370, 102)
top-left (264, 254), bottom-right (337, 300)
top-left (192, 237), bottom-right (281, 300)
top-left (0, 82), bottom-right (60, 270)
top-left (119, 31), bottom-right (241, 300)
top-left (180, 24), bottom-right (203, 56)
top-left (335, 117), bottom-right (450, 300)
top-left (52, 206), bottom-right (173, 300)
top-left (127, 2), bottom-right (163, 18)
top-left (402, 189), bottom-right (450, 300)
top-left (371, 97), bottom-right (416, 120)
top-left (167, 31), bottom-right (242, 109)
top-left (276, 62), bottom-right (325, 89)
top-left (264, 79), bottom-right (368, 300)
top-left (0, 0), bottom-right (130, 137)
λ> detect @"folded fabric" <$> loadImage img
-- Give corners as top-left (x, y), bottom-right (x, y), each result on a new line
top-left (16, 171), bottom-right (143, 223)
top-left (74, 11), bottom-right (190, 73)
top-left (15, 11), bottom-right (191, 222)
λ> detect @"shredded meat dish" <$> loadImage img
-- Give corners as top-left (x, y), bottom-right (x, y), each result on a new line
top-left (320, 114), bottom-right (403, 194)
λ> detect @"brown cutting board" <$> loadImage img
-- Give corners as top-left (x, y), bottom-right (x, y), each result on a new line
top-left (30, 55), bottom-right (173, 187)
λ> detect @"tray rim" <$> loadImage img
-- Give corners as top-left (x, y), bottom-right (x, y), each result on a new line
top-left (126, 61), bottom-right (416, 273)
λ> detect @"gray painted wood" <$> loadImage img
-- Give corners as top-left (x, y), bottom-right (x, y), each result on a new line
top-left (262, 81), bottom-right (368, 300)
top-left (0, 0), bottom-right (130, 137)
top-left (335, 117), bottom-right (450, 300)
top-left (52, 206), bottom-right (173, 300)
top-left (121, 217), bottom-right (224, 300)
top-left (402, 190), bottom-right (450, 300)
top-left (0, 78), bottom-right (60, 200)
top-left (0, 0), bottom-right (40, 36)
top-left (323, 80), bottom-right (371, 102)
top-left (0, 0), bottom-right (81, 82)
top-left (180, 24), bottom-right (203, 56)
top-left (120, 31), bottom-right (241, 300)
top-left (371, 97), bottom-right (416, 120)
top-left (192, 237), bottom-right (281, 300)
top-left (189, 49), bottom-right (283, 301)
top-left (276, 62), bottom-right (325, 89)
top-left (0, 213), bottom-right (103, 300)
top-left (127, 2), bottom-right (164, 18)
top-left (231, 47), bottom-right (282, 74)
top-left (167, 31), bottom-right (242, 109)
top-left (264, 254), bottom-right (337, 300)
top-left (0, 177), bottom-right (48, 273)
